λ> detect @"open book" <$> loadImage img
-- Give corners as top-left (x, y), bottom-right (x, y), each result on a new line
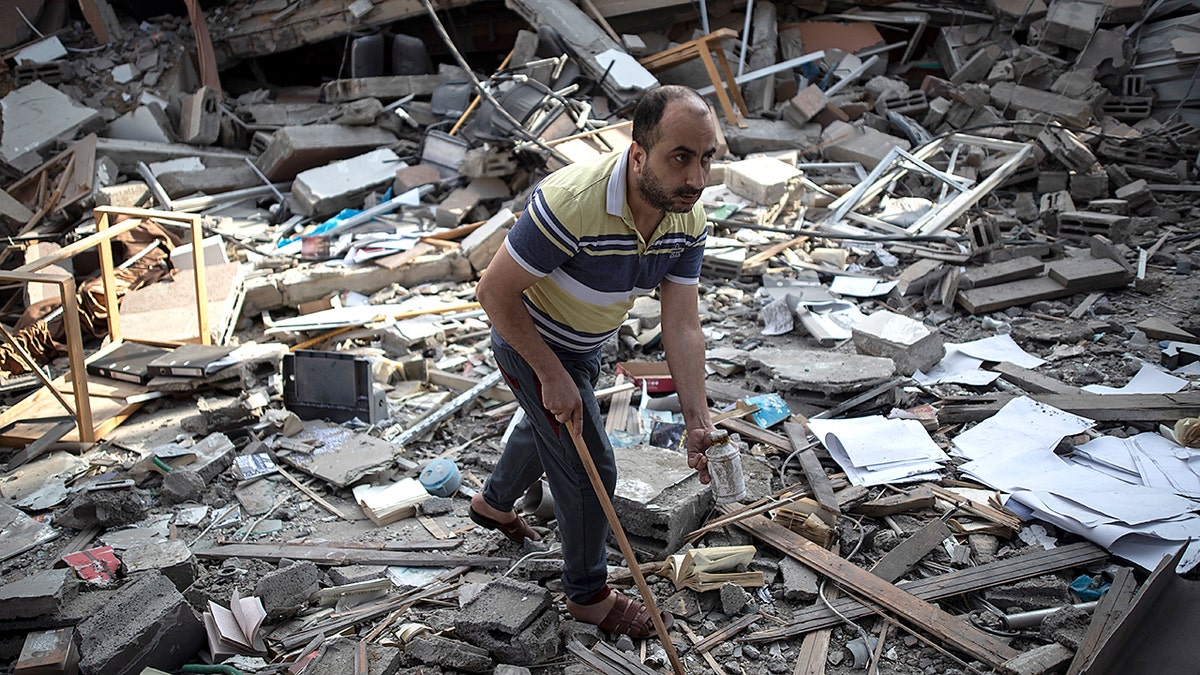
top-left (660, 546), bottom-right (764, 592)
top-left (202, 589), bottom-right (267, 662)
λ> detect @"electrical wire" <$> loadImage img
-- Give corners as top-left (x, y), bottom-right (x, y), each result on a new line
top-left (817, 515), bottom-right (874, 669)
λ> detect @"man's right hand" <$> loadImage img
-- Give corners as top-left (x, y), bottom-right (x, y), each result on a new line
top-left (541, 367), bottom-right (583, 436)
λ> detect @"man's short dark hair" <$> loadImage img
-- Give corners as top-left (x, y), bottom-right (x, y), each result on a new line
top-left (632, 85), bottom-right (705, 151)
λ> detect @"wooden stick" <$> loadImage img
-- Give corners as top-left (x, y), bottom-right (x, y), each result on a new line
top-left (276, 466), bottom-right (356, 521)
top-left (449, 50), bottom-right (515, 136)
top-left (566, 421), bottom-right (686, 675)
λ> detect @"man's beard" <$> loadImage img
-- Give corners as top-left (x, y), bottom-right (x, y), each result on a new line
top-left (637, 164), bottom-right (700, 213)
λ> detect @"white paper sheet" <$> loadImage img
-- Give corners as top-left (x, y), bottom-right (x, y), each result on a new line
top-left (829, 276), bottom-right (897, 297)
top-left (1081, 363), bottom-right (1190, 395)
top-left (955, 334), bottom-right (1046, 369)
top-left (808, 416), bottom-right (947, 486)
top-left (914, 349), bottom-right (997, 386)
top-left (951, 396), bottom-right (1094, 461)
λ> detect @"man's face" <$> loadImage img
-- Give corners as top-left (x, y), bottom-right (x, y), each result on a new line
top-left (633, 100), bottom-right (717, 214)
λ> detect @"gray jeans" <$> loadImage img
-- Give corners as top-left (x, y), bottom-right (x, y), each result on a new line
top-left (483, 337), bottom-right (616, 603)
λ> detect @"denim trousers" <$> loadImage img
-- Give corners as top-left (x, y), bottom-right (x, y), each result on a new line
top-left (483, 337), bottom-right (616, 603)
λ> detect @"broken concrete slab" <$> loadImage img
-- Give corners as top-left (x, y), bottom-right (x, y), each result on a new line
top-left (461, 207), bottom-right (515, 274)
top-left (105, 105), bottom-right (174, 144)
top-left (76, 572), bottom-right (204, 675)
top-left (0, 568), bottom-right (74, 620)
top-left (407, 633), bottom-right (494, 673)
top-left (990, 82), bottom-right (1094, 128)
top-left (960, 257), bottom-right (1046, 290)
top-left (93, 137), bottom-right (252, 175)
top-left (851, 311), bottom-right (945, 376)
top-left (119, 539), bottom-right (196, 591)
top-left (783, 85), bottom-right (828, 127)
top-left (455, 576), bottom-right (559, 666)
top-left (1, 81), bottom-right (104, 171)
top-left (291, 147), bottom-right (402, 218)
top-left (304, 636), bottom-right (402, 674)
top-left (733, 347), bottom-right (897, 395)
top-left (254, 124), bottom-right (398, 182)
top-left (725, 156), bottom-right (803, 205)
top-left (721, 118), bottom-right (821, 157)
top-left (254, 560), bottom-right (321, 619)
top-left (821, 120), bottom-right (912, 169)
top-left (612, 443), bottom-right (710, 556)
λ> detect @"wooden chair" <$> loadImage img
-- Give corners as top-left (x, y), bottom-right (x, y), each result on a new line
top-left (639, 28), bottom-right (750, 128)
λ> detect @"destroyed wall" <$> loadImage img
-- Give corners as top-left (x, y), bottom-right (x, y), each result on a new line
top-left (0, 0), bottom-right (1199, 674)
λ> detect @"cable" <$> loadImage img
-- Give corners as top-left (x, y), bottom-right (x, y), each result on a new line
top-left (503, 543), bottom-right (563, 577)
top-left (817, 515), bottom-right (873, 669)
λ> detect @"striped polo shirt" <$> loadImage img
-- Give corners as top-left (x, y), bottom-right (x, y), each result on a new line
top-left (502, 147), bottom-right (707, 357)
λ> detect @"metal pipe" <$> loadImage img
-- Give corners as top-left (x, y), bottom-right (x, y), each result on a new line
top-left (738, 0), bottom-right (754, 77)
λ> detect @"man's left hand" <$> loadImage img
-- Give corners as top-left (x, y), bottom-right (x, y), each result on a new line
top-left (686, 425), bottom-right (715, 484)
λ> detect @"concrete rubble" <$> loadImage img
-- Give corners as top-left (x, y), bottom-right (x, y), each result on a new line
top-left (1, 0), bottom-right (1199, 674)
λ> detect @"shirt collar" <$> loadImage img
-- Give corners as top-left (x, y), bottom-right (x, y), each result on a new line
top-left (605, 147), bottom-right (630, 217)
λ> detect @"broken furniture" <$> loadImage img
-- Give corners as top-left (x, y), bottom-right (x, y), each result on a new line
top-left (639, 27), bottom-right (750, 127)
top-left (0, 207), bottom-right (212, 444)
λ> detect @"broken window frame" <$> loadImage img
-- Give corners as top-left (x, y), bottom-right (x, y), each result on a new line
top-left (820, 133), bottom-right (1035, 238)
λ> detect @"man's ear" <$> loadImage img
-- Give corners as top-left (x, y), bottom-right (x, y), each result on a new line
top-left (629, 141), bottom-right (646, 174)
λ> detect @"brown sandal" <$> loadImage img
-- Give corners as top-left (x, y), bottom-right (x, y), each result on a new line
top-left (570, 589), bottom-right (656, 639)
top-left (468, 498), bottom-right (540, 543)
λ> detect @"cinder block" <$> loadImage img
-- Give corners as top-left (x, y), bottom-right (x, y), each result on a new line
top-left (821, 121), bottom-right (912, 169)
top-left (77, 572), bottom-right (204, 675)
top-left (434, 187), bottom-right (480, 229)
top-left (0, 568), bottom-right (74, 621)
top-left (254, 124), bottom-right (397, 181)
top-left (1043, 2), bottom-right (1101, 50)
top-left (179, 86), bottom-right (219, 146)
top-left (455, 577), bottom-right (558, 666)
top-left (394, 163), bottom-right (442, 193)
top-left (851, 311), bottom-right (944, 376)
top-left (990, 82), bottom-right (1093, 127)
top-left (724, 155), bottom-right (802, 205)
top-left (291, 148), bottom-right (402, 218)
top-left (782, 85), bottom-right (827, 127)
top-left (407, 633), bottom-right (494, 672)
top-left (461, 207), bottom-right (515, 273)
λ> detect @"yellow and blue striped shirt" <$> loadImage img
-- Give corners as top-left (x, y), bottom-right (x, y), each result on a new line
top-left (503, 148), bottom-right (707, 357)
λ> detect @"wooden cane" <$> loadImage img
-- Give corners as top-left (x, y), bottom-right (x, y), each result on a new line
top-left (565, 420), bottom-right (687, 675)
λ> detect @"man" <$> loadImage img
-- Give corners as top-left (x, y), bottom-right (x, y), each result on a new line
top-left (471, 85), bottom-right (717, 638)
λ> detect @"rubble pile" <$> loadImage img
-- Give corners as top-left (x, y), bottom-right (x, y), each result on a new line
top-left (1, 0), bottom-right (1199, 673)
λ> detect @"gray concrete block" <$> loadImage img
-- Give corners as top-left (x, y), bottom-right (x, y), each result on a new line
top-left (782, 85), bottom-right (827, 127)
top-left (851, 311), bottom-right (945, 376)
top-left (1043, 2), bottom-right (1101, 50)
top-left (393, 163), bottom-right (442, 194)
top-left (179, 87), bottom-right (220, 146)
top-left (0, 569), bottom-right (74, 621)
top-left (722, 118), bottom-right (821, 157)
top-left (434, 186), bottom-right (480, 229)
top-left (821, 121), bottom-right (911, 169)
top-left (254, 124), bottom-right (397, 181)
top-left (119, 539), bottom-right (196, 591)
top-left (407, 633), bottom-right (494, 673)
top-left (161, 469), bottom-right (205, 505)
top-left (455, 577), bottom-right (559, 665)
top-left (779, 557), bottom-right (819, 602)
top-left (1, 81), bottom-right (103, 169)
top-left (188, 432), bottom-right (237, 484)
top-left (56, 489), bottom-right (148, 530)
top-left (327, 565), bottom-right (388, 586)
top-left (461, 207), bottom-right (515, 273)
top-left (77, 572), bottom-right (204, 675)
top-left (724, 156), bottom-right (803, 206)
top-left (303, 636), bottom-right (401, 675)
top-left (990, 82), bottom-right (1093, 128)
top-left (292, 147), bottom-right (402, 218)
top-left (255, 560), bottom-right (320, 618)
top-left (735, 346), bottom-right (897, 395)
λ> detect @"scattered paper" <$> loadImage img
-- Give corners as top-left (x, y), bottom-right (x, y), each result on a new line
top-left (955, 334), bottom-right (1046, 368)
top-left (808, 416), bottom-right (948, 486)
top-left (1081, 363), bottom-right (1189, 395)
top-left (952, 396), bottom-right (1094, 462)
top-left (830, 276), bottom-right (897, 297)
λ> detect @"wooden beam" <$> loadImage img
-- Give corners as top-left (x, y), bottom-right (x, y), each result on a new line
top-left (986, 361), bottom-right (1082, 395)
top-left (868, 517), bottom-right (952, 583)
top-left (193, 542), bottom-right (509, 568)
top-left (784, 422), bottom-right (840, 514)
top-left (938, 392), bottom-right (1200, 423)
top-left (744, 541), bottom-right (1107, 643)
top-left (1066, 566), bottom-right (1137, 675)
top-left (725, 508), bottom-right (1020, 669)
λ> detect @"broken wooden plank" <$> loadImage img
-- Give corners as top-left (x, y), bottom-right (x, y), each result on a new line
top-left (986, 362), bottom-right (1082, 395)
top-left (938, 392), bottom-right (1200, 423)
top-left (853, 485), bottom-right (937, 517)
top-left (745, 541), bottom-right (1107, 643)
top-left (1066, 566), bottom-right (1137, 675)
top-left (194, 543), bottom-right (509, 568)
top-left (715, 412), bottom-right (790, 450)
top-left (868, 517), bottom-right (953, 584)
top-left (427, 368), bottom-right (515, 402)
top-left (784, 422), bottom-right (839, 514)
top-left (1004, 643), bottom-right (1074, 675)
top-left (726, 508), bottom-right (1020, 668)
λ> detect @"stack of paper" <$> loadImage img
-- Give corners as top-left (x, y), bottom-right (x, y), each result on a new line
top-left (352, 478), bottom-right (430, 526)
top-left (952, 396), bottom-right (1200, 572)
top-left (807, 416), bottom-right (949, 487)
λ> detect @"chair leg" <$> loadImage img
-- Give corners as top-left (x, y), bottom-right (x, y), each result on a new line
top-left (699, 47), bottom-right (742, 127)
top-left (713, 46), bottom-right (751, 119)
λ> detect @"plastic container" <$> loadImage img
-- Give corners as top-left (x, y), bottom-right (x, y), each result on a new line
top-left (706, 430), bottom-right (746, 504)
top-left (419, 458), bottom-right (461, 498)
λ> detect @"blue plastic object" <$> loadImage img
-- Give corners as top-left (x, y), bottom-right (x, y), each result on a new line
top-left (1069, 574), bottom-right (1111, 601)
top-left (419, 458), bottom-right (462, 498)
